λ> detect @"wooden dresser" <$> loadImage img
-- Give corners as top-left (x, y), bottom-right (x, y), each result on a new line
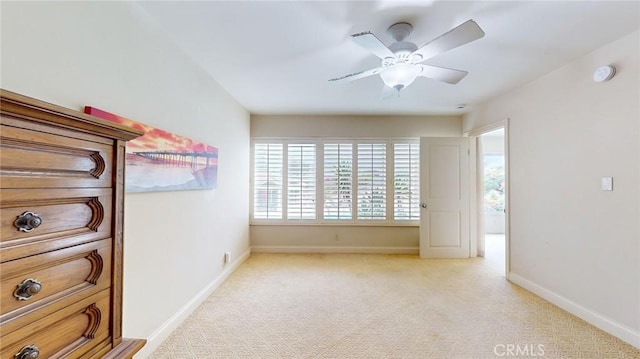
top-left (0, 90), bottom-right (146, 358)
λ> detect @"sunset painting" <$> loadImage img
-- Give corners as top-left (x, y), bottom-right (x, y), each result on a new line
top-left (84, 106), bottom-right (218, 193)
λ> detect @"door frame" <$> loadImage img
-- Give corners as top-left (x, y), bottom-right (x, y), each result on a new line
top-left (465, 119), bottom-right (510, 277)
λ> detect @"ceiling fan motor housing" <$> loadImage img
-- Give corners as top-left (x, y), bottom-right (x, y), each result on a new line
top-left (385, 23), bottom-right (420, 66)
top-left (389, 42), bottom-right (418, 58)
top-left (387, 22), bottom-right (413, 42)
top-left (383, 41), bottom-right (420, 67)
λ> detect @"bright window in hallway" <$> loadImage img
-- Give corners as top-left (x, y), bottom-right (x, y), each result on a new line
top-left (483, 154), bottom-right (505, 213)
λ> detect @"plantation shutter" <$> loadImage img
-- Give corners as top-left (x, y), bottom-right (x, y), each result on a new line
top-left (393, 142), bottom-right (420, 220)
top-left (357, 143), bottom-right (386, 220)
top-left (323, 143), bottom-right (353, 220)
top-left (287, 143), bottom-right (316, 219)
top-left (253, 143), bottom-right (283, 219)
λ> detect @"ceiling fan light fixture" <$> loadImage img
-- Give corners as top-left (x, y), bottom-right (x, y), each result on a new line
top-left (329, 19), bottom-right (485, 96)
top-left (380, 63), bottom-right (421, 91)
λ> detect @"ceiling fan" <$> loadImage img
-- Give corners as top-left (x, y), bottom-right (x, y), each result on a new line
top-left (329, 19), bottom-right (485, 97)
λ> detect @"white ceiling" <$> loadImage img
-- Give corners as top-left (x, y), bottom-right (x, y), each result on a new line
top-left (135, 1), bottom-right (639, 116)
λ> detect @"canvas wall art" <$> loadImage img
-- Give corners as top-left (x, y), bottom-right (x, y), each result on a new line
top-left (84, 106), bottom-right (218, 193)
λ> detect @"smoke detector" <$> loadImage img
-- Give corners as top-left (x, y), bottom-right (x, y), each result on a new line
top-left (593, 65), bottom-right (616, 83)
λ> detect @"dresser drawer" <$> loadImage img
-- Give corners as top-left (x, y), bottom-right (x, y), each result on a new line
top-left (0, 116), bottom-right (114, 189)
top-left (0, 188), bottom-right (112, 262)
top-left (0, 289), bottom-right (111, 359)
top-left (1, 238), bottom-right (111, 327)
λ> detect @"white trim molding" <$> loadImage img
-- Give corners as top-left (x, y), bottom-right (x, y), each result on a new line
top-left (509, 272), bottom-right (640, 349)
top-left (251, 245), bottom-right (419, 254)
top-left (135, 249), bottom-right (252, 358)
top-left (464, 118), bottom-right (509, 137)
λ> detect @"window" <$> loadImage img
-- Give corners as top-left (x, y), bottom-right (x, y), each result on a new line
top-left (253, 143), bottom-right (283, 219)
top-left (287, 143), bottom-right (316, 219)
top-left (323, 143), bottom-right (353, 220)
top-left (252, 139), bottom-right (419, 225)
top-left (483, 154), bottom-right (505, 213)
top-left (357, 143), bottom-right (386, 220)
top-left (393, 143), bottom-right (420, 220)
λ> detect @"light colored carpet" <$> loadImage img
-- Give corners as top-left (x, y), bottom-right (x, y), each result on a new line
top-left (149, 251), bottom-right (639, 358)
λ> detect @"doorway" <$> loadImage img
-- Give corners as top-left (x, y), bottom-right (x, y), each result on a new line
top-left (479, 129), bottom-right (506, 271)
top-left (468, 121), bottom-right (509, 275)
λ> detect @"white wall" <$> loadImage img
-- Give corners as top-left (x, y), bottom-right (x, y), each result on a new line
top-left (1, 2), bottom-right (250, 356)
top-left (464, 30), bottom-right (640, 346)
top-left (251, 225), bottom-right (419, 253)
top-left (252, 114), bottom-right (462, 138)
top-left (251, 115), bottom-right (461, 252)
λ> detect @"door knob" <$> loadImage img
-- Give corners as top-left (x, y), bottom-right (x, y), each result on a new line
top-left (420, 203), bottom-right (428, 209)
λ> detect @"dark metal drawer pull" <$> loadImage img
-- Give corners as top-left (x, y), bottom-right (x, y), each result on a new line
top-left (15, 345), bottom-right (39, 359)
top-left (14, 279), bottom-right (42, 301)
top-left (14, 212), bottom-right (42, 232)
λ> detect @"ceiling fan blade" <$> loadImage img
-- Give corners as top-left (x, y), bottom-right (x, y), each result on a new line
top-left (418, 64), bottom-right (468, 84)
top-left (379, 85), bottom-right (399, 100)
top-left (328, 67), bottom-right (383, 84)
top-left (351, 31), bottom-right (395, 59)
top-left (411, 19), bottom-right (485, 62)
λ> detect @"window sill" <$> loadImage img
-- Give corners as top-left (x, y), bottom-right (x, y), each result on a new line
top-left (250, 221), bottom-right (419, 227)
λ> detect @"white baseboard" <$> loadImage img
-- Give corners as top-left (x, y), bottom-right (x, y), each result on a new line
top-left (508, 272), bottom-right (640, 349)
top-left (251, 245), bottom-right (418, 254)
top-left (134, 248), bottom-right (251, 358)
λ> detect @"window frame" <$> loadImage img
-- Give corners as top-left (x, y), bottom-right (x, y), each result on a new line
top-left (354, 140), bottom-right (389, 222)
top-left (392, 140), bottom-right (421, 221)
top-left (250, 138), bottom-right (419, 226)
top-left (286, 141), bottom-right (318, 221)
top-left (321, 139), bottom-right (355, 224)
top-left (251, 140), bottom-right (284, 220)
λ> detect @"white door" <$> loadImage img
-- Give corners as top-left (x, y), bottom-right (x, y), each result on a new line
top-left (420, 137), bottom-right (470, 258)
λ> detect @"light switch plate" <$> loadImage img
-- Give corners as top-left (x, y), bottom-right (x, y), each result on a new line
top-left (601, 177), bottom-right (613, 191)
